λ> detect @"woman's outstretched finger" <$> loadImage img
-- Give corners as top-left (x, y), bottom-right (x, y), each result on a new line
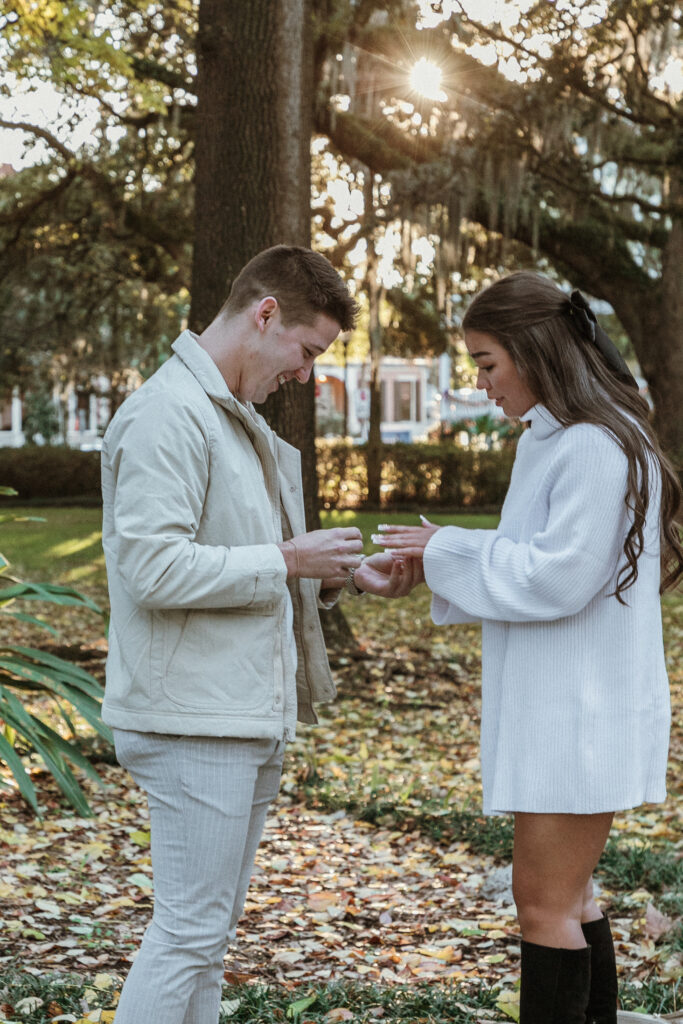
top-left (372, 529), bottom-right (426, 546)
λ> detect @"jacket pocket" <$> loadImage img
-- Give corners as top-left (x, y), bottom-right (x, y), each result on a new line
top-left (160, 605), bottom-right (278, 713)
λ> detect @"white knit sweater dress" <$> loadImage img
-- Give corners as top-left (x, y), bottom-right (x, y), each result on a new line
top-left (423, 405), bottom-right (671, 815)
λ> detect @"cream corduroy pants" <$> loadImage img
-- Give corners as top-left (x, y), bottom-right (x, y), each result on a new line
top-left (112, 729), bottom-right (285, 1024)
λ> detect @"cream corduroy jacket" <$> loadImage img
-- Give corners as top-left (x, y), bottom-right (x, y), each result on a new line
top-left (101, 331), bottom-right (336, 740)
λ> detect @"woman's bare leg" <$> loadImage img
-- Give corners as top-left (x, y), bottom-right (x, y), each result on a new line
top-left (513, 811), bottom-right (614, 947)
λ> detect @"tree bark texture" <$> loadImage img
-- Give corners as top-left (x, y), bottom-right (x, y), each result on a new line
top-left (363, 172), bottom-right (384, 507)
top-left (539, 213), bottom-right (683, 461)
top-left (190, 0), bottom-right (321, 520)
top-left (190, 0), bottom-right (354, 646)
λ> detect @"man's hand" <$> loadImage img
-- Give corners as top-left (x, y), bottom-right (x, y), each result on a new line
top-left (278, 527), bottom-right (363, 579)
top-left (354, 551), bottom-right (424, 598)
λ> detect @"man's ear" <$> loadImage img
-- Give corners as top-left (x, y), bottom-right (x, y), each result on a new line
top-left (254, 296), bottom-right (278, 333)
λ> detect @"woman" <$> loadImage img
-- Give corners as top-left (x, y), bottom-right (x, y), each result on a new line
top-left (354, 272), bottom-right (682, 1024)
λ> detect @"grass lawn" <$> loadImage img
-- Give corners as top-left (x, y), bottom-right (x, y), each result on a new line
top-left (0, 504), bottom-right (681, 1022)
top-left (1, 506), bottom-right (107, 591)
top-left (0, 507), bottom-right (499, 594)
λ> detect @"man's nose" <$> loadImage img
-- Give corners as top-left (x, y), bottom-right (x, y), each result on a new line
top-left (295, 365), bottom-right (312, 383)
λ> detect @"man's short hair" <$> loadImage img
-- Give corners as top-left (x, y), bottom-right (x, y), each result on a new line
top-left (221, 245), bottom-right (358, 332)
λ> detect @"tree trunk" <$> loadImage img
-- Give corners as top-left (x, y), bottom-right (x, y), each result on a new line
top-left (190, 0), bottom-right (353, 645)
top-left (363, 172), bottom-right (383, 507)
top-left (190, 0), bottom-right (317, 509)
top-left (366, 267), bottom-right (383, 507)
top-left (643, 168), bottom-right (683, 461)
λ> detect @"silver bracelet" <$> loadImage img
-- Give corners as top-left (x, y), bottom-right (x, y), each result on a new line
top-left (344, 563), bottom-right (364, 595)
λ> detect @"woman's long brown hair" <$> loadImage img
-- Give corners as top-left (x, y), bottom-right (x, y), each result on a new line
top-left (463, 271), bottom-right (683, 601)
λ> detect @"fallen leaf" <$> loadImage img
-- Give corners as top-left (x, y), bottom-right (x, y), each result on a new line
top-left (496, 987), bottom-right (520, 1022)
top-left (14, 996), bottom-right (44, 1014)
top-left (219, 998), bottom-right (241, 1017)
top-left (272, 950), bottom-right (305, 966)
top-left (415, 945), bottom-right (462, 963)
top-left (643, 902), bottom-right (674, 941)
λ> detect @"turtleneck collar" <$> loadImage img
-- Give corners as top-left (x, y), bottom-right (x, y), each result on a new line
top-left (522, 404), bottom-right (563, 440)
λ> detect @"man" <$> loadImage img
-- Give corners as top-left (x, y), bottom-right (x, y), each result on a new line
top-left (101, 245), bottom-right (363, 1024)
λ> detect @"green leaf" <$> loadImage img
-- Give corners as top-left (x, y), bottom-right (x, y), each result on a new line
top-left (496, 988), bottom-right (520, 1022)
top-left (28, 734), bottom-right (94, 817)
top-left (0, 688), bottom-right (106, 814)
top-left (130, 829), bottom-right (151, 846)
top-left (0, 732), bottom-right (39, 813)
top-left (0, 652), bottom-right (100, 697)
top-left (28, 717), bottom-right (104, 781)
top-left (286, 994), bottom-right (318, 1019)
top-left (3, 612), bottom-right (60, 636)
top-left (0, 486), bottom-right (18, 496)
top-left (0, 665), bottom-right (110, 740)
top-left (11, 644), bottom-right (102, 679)
top-left (0, 581), bottom-right (102, 613)
top-left (2, 645), bottom-right (105, 691)
top-left (0, 686), bottom-right (50, 736)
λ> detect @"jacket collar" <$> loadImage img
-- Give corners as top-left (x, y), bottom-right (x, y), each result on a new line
top-left (523, 404), bottom-right (563, 440)
top-left (172, 329), bottom-right (236, 402)
top-left (171, 329), bottom-right (263, 426)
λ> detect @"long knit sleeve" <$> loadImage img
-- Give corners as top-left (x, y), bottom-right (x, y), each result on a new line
top-left (425, 422), bottom-right (629, 624)
top-left (423, 406), bottom-right (670, 815)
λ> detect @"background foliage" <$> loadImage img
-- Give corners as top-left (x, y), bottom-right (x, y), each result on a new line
top-left (1, 0), bottom-right (681, 450)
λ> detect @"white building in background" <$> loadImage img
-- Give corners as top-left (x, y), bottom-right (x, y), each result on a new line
top-left (2, 354), bottom-right (506, 449)
top-left (315, 352), bottom-right (504, 443)
top-left (439, 386), bottom-right (506, 424)
top-left (0, 381), bottom-right (110, 450)
top-left (0, 387), bottom-right (24, 447)
top-left (315, 357), bottom-right (438, 443)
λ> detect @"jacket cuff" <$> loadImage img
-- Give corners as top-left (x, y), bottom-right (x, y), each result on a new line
top-left (228, 543), bottom-right (288, 605)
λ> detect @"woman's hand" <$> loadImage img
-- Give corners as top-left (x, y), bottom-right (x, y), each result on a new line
top-left (353, 551), bottom-right (424, 598)
top-left (371, 515), bottom-right (441, 558)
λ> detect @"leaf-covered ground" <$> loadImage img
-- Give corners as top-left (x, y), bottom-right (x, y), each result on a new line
top-left (0, 509), bottom-right (681, 1020)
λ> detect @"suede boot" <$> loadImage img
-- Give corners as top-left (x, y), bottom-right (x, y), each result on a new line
top-left (520, 940), bottom-right (591, 1024)
top-left (582, 916), bottom-right (618, 1024)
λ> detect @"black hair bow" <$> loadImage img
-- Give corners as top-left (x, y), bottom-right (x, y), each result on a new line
top-left (566, 290), bottom-right (638, 389)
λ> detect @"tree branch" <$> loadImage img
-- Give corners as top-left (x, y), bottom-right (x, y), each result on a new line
top-left (0, 170), bottom-right (77, 247)
top-left (0, 118), bottom-right (74, 162)
top-left (447, 3), bottom-right (680, 127)
top-left (128, 55), bottom-right (195, 94)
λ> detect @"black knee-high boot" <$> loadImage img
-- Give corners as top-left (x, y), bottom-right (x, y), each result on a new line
top-left (520, 940), bottom-right (591, 1023)
top-left (582, 916), bottom-right (618, 1024)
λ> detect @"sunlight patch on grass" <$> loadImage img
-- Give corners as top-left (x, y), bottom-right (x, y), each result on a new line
top-left (63, 558), bottom-right (106, 583)
top-left (320, 510), bottom-right (359, 524)
top-left (47, 531), bottom-right (103, 559)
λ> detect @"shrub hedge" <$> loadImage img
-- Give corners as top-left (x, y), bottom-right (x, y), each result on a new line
top-left (0, 446), bottom-right (102, 502)
top-left (0, 440), bottom-right (515, 510)
top-left (317, 439), bottom-right (515, 509)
